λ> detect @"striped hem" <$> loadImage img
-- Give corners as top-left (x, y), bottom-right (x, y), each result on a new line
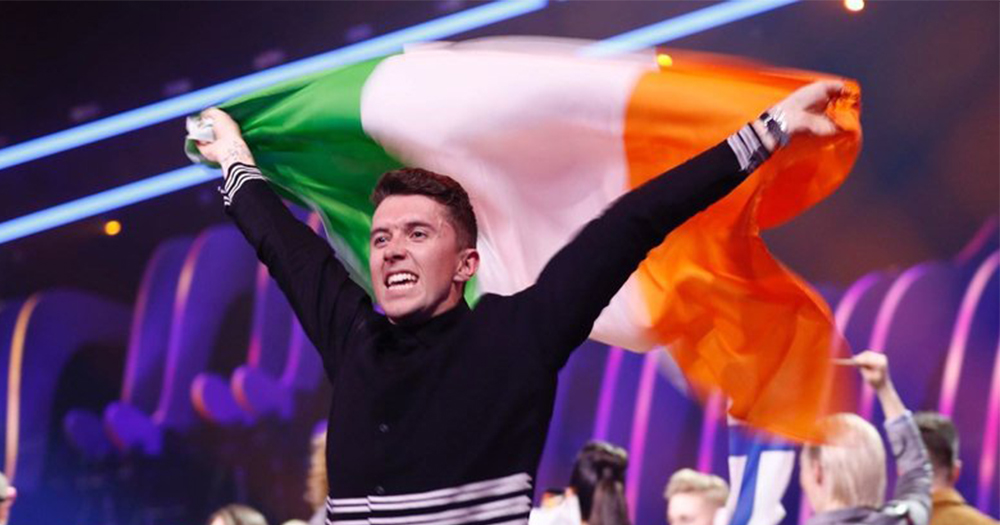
top-left (726, 123), bottom-right (769, 174)
top-left (219, 162), bottom-right (267, 206)
top-left (327, 473), bottom-right (532, 525)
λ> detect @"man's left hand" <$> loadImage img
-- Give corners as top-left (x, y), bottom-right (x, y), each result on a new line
top-left (772, 80), bottom-right (845, 138)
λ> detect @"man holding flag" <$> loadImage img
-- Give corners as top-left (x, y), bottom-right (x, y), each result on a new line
top-left (194, 75), bottom-right (845, 525)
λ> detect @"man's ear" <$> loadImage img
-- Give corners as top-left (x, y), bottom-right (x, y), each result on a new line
top-left (951, 459), bottom-right (962, 484)
top-left (454, 248), bottom-right (480, 283)
top-left (803, 452), bottom-right (824, 487)
top-left (813, 458), bottom-right (824, 487)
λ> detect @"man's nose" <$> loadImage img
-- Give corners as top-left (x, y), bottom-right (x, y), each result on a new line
top-left (383, 238), bottom-right (406, 260)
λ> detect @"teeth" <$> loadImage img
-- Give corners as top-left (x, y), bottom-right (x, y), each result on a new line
top-left (387, 272), bottom-right (418, 287)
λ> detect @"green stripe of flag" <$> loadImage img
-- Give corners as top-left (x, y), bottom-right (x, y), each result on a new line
top-left (223, 56), bottom-right (401, 293)
top-left (206, 55), bottom-right (478, 301)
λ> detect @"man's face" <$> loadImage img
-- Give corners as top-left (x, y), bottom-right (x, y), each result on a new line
top-left (667, 493), bottom-right (719, 525)
top-left (369, 194), bottom-right (477, 325)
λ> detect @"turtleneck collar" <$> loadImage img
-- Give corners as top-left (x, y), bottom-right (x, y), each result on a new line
top-left (388, 300), bottom-right (471, 347)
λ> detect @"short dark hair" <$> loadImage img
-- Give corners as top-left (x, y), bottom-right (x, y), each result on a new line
top-left (371, 168), bottom-right (478, 249)
top-left (914, 411), bottom-right (959, 477)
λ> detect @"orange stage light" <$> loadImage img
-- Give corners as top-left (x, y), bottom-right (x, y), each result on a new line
top-left (103, 220), bottom-right (122, 236)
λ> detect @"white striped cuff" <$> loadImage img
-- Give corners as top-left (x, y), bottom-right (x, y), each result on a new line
top-left (726, 123), bottom-right (770, 174)
top-left (219, 162), bottom-right (266, 207)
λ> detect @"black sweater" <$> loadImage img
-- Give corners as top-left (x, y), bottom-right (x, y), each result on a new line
top-left (226, 140), bottom-right (749, 525)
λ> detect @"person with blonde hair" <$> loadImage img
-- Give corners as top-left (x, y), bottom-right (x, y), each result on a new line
top-left (663, 469), bottom-right (728, 525)
top-left (799, 350), bottom-right (932, 525)
top-left (206, 504), bottom-right (268, 525)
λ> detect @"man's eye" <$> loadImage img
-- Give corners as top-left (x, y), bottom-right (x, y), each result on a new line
top-left (411, 230), bottom-right (428, 240)
top-left (373, 235), bottom-right (387, 246)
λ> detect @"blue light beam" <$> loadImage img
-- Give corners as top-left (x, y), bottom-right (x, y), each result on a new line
top-left (0, 0), bottom-right (805, 245)
top-left (0, 166), bottom-right (217, 244)
top-left (581, 0), bottom-right (800, 57)
top-left (0, 0), bottom-right (547, 172)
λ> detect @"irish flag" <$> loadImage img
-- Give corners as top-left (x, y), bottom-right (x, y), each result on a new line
top-left (188, 38), bottom-right (861, 440)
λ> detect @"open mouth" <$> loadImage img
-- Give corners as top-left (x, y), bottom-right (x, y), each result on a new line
top-left (385, 271), bottom-right (419, 290)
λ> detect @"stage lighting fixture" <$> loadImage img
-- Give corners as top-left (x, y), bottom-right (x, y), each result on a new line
top-left (103, 220), bottom-right (122, 236)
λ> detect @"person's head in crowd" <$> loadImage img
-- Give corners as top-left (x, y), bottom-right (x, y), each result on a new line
top-left (663, 468), bottom-right (728, 525)
top-left (799, 413), bottom-right (887, 512)
top-left (913, 411), bottom-right (960, 491)
top-left (914, 413), bottom-right (997, 525)
top-left (568, 440), bottom-right (631, 525)
top-left (206, 503), bottom-right (269, 525)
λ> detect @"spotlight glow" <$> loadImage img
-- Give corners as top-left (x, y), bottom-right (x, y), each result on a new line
top-left (845, 0), bottom-right (865, 12)
top-left (0, 166), bottom-right (217, 245)
top-left (104, 220), bottom-right (122, 236)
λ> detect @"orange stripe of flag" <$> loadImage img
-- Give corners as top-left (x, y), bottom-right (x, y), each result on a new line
top-left (623, 49), bottom-right (861, 440)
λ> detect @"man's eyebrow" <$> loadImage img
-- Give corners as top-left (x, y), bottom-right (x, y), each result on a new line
top-left (370, 227), bottom-right (389, 239)
top-left (370, 221), bottom-right (437, 238)
top-left (404, 220), bottom-right (436, 230)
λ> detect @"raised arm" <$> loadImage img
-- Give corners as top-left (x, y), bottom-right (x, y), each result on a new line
top-left (196, 108), bottom-right (371, 375)
top-left (853, 350), bottom-right (933, 525)
top-left (519, 81), bottom-right (847, 370)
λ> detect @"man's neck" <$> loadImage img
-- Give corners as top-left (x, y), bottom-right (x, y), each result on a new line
top-left (816, 496), bottom-right (851, 514)
top-left (930, 476), bottom-right (953, 494)
top-left (388, 299), bottom-right (469, 331)
top-left (386, 287), bottom-right (467, 326)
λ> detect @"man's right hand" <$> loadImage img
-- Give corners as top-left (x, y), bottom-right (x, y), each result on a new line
top-left (195, 107), bottom-right (255, 172)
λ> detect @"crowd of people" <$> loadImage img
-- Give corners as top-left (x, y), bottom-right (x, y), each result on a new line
top-left (184, 351), bottom-right (992, 525)
top-left (1, 349), bottom-right (989, 525)
top-left (526, 350), bottom-right (992, 525)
